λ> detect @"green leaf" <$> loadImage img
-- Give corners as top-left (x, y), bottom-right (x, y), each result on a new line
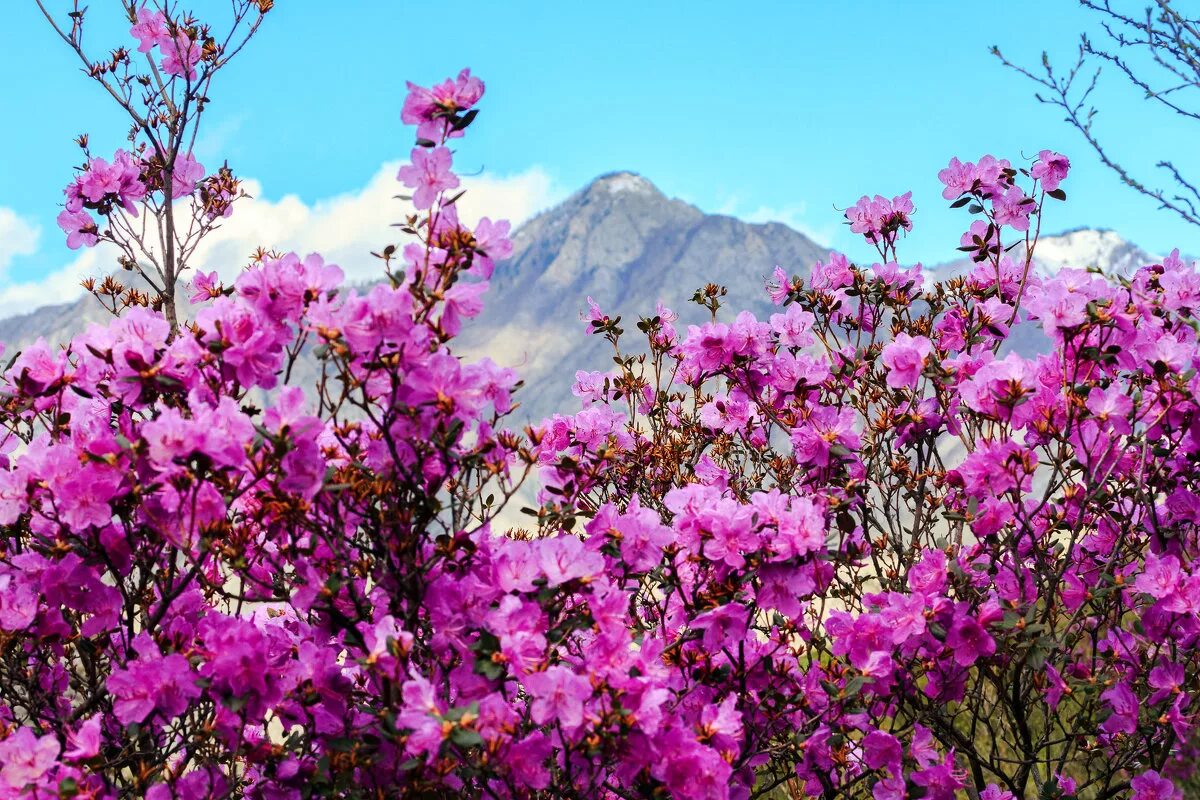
top-left (450, 727), bottom-right (483, 748)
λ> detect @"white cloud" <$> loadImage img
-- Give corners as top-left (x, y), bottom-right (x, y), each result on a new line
top-left (705, 193), bottom-right (841, 249)
top-left (0, 164), bottom-right (564, 319)
top-left (0, 208), bottom-right (41, 276)
top-left (739, 204), bottom-right (840, 248)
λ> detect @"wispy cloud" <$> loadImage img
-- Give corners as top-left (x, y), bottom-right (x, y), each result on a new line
top-left (0, 208), bottom-right (40, 277)
top-left (710, 194), bottom-right (841, 250)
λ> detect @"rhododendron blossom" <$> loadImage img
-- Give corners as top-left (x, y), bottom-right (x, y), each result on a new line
top-left (5, 7), bottom-right (1200, 799)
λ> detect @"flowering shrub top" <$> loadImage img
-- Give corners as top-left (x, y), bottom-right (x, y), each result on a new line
top-left (2, 7), bottom-right (1199, 800)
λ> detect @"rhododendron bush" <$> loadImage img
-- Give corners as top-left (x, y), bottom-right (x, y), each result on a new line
top-left (2, 4), bottom-right (1199, 800)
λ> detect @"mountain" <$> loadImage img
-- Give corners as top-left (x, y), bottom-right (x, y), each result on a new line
top-left (1033, 227), bottom-right (1158, 274)
top-left (0, 172), bottom-right (1167, 428)
top-left (457, 171), bottom-right (826, 424)
top-left (927, 226), bottom-right (1159, 281)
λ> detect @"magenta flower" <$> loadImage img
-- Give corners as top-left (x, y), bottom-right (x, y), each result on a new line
top-left (881, 592), bottom-right (927, 644)
top-left (130, 7), bottom-right (168, 53)
top-left (506, 732), bottom-right (553, 790)
top-left (881, 333), bottom-right (933, 389)
top-left (991, 184), bottom-right (1033, 232)
top-left (861, 729), bottom-right (902, 771)
top-left (470, 216), bottom-right (512, 278)
top-left (699, 392), bottom-right (753, 434)
top-left (397, 146), bottom-right (460, 210)
top-left (1031, 149), bottom-right (1070, 192)
top-left (534, 534), bottom-right (604, 587)
top-left (522, 665), bottom-right (592, 729)
top-left (1148, 661), bottom-right (1185, 705)
top-left (0, 570), bottom-right (37, 632)
top-left (770, 302), bottom-right (816, 348)
top-left (937, 156), bottom-right (977, 199)
top-left (1135, 552), bottom-right (1182, 599)
top-left (810, 251), bottom-right (854, 291)
top-left (945, 610), bottom-right (996, 666)
top-left (402, 68), bottom-right (485, 141)
top-left (171, 151), bottom-right (205, 198)
top-left (160, 31), bottom-right (202, 80)
top-left (107, 645), bottom-right (201, 726)
top-left (980, 785), bottom-right (1015, 800)
top-left (974, 154), bottom-right (1013, 195)
top-left (767, 265), bottom-right (791, 304)
top-left (57, 208), bottom-right (99, 249)
top-left (68, 150), bottom-right (147, 215)
top-left (1131, 770), bottom-right (1182, 800)
top-left (1100, 682), bottom-right (1139, 735)
top-left (189, 269), bottom-right (221, 303)
top-left (845, 192), bottom-right (914, 245)
top-left (64, 716), bottom-right (103, 762)
top-left (0, 728), bottom-right (59, 791)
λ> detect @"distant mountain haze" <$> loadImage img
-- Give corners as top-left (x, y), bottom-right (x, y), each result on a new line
top-left (0, 172), bottom-right (1163, 428)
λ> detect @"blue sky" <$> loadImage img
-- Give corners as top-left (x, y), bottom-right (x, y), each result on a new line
top-left (1, 1), bottom-right (1197, 303)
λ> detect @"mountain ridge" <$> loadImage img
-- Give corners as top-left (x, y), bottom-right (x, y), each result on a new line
top-left (0, 172), bottom-right (1167, 425)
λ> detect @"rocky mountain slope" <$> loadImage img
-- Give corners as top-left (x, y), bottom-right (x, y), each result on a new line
top-left (457, 172), bottom-right (826, 424)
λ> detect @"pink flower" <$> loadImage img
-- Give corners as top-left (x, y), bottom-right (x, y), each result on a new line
top-left (862, 729), bottom-right (902, 771)
top-left (470, 216), bottom-right (512, 278)
top-left (1148, 661), bottom-right (1185, 705)
top-left (506, 733), bottom-right (553, 790)
top-left (68, 150), bottom-right (147, 215)
top-left (171, 151), bottom-right (205, 199)
top-left (604, 496), bottom-right (673, 572)
top-left (768, 265), bottom-right (791, 305)
top-left (1131, 770), bottom-right (1182, 800)
top-left (770, 303), bottom-right (816, 348)
top-left (846, 192), bottom-right (914, 245)
top-left (130, 7), bottom-right (168, 53)
top-left (160, 31), bottom-right (202, 80)
top-left (790, 405), bottom-right (859, 467)
top-left (991, 184), bottom-right (1033, 232)
top-left (0, 728), bottom-right (59, 790)
top-left (937, 156), bottom-right (977, 200)
top-left (1031, 149), bottom-right (1070, 192)
top-left (810, 251), bottom-right (853, 291)
top-left (1100, 682), bottom-right (1139, 735)
top-left (396, 146), bottom-right (460, 210)
top-left (881, 592), bottom-right (927, 644)
top-left (980, 785), bottom-right (1015, 800)
top-left (534, 535), bottom-right (604, 587)
top-left (881, 333), bottom-right (933, 389)
top-left (946, 610), bottom-right (995, 666)
top-left (1135, 552), bottom-right (1182, 599)
top-left (189, 270), bottom-right (222, 303)
top-left (974, 154), bottom-right (1014, 196)
top-left (57, 208), bottom-right (98, 249)
top-left (699, 392), bottom-right (753, 434)
top-left (64, 716), bottom-right (103, 761)
top-left (402, 68), bottom-right (485, 141)
top-left (522, 665), bottom-right (592, 729)
top-left (107, 644), bottom-right (201, 726)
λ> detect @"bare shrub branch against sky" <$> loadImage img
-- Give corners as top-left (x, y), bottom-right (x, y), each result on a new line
top-left (997, 0), bottom-right (1200, 229)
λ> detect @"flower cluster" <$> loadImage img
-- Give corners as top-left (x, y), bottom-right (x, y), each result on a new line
top-left (527, 146), bottom-right (1200, 798)
top-left (130, 6), bottom-right (205, 80)
top-left (9, 21), bottom-right (1200, 800)
top-left (43, 2), bottom-right (263, 327)
top-left (845, 191), bottom-right (915, 257)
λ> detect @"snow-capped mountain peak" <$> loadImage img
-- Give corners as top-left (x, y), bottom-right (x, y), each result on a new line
top-left (1033, 227), bottom-right (1156, 275)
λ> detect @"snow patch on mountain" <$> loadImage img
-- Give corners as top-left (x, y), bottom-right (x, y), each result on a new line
top-left (594, 171), bottom-right (656, 196)
top-left (1034, 227), bottom-right (1157, 275)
